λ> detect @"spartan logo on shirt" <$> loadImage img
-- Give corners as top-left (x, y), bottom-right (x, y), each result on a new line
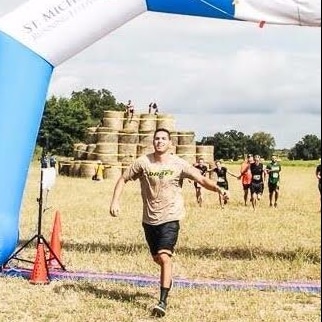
top-left (148, 169), bottom-right (174, 179)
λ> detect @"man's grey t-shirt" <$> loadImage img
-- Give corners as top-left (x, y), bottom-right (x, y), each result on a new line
top-left (122, 153), bottom-right (199, 225)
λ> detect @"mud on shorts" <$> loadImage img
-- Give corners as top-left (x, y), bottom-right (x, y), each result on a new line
top-left (250, 182), bottom-right (264, 195)
top-left (142, 221), bottom-right (180, 256)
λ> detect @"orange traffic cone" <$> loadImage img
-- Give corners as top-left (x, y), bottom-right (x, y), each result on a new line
top-left (48, 211), bottom-right (62, 269)
top-left (30, 242), bottom-right (49, 285)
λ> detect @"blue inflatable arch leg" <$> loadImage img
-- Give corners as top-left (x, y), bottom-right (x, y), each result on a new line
top-left (0, 31), bottom-right (53, 265)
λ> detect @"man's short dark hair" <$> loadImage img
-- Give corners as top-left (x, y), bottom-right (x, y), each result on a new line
top-left (154, 128), bottom-right (171, 139)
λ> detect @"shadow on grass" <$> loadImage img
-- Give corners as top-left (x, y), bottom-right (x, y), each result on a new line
top-left (52, 282), bottom-right (153, 307)
top-left (176, 245), bottom-right (321, 264)
top-left (17, 240), bottom-right (320, 264)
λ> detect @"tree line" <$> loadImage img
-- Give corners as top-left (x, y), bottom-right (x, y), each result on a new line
top-left (37, 88), bottom-right (321, 160)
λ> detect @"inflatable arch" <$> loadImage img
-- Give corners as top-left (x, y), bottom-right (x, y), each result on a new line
top-left (0, 0), bottom-right (320, 266)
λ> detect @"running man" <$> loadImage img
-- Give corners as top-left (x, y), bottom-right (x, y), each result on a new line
top-left (266, 155), bottom-right (281, 207)
top-left (209, 160), bottom-right (239, 208)
top-left (109, 128), bottom-right (228, 317)
top-left (239, 154), bottom-right (254, 206)
top-left (249, 154), bottom-right (266, 210)
top-left (192, 158), bottom-right (208, 206)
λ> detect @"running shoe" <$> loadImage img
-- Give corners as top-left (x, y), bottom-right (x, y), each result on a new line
top-left (152, 301), bottom-right (167, 317)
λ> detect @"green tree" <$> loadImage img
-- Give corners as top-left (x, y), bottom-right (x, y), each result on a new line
top-left (200, 130), bottom-right (250, 160)
top-left (70, 88), bottom-right (123, 124)
top-left (247, 132), bottom-right (275, 159)
top-left (200, 130), bottom-right (250, 161)
top-left (288, 135), bottom-right (321, 160)
top-left (224, 130), bottom-right (250, 160)
top-left (38, 96), bottom-right (92, 156)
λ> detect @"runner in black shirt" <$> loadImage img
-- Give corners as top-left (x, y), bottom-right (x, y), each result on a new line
top-left (250, 155), bottom-right (266, 210)
top-left (193, 158), bottom-right (208, 206)
top-left (209, 160), bottom-right (238, 209)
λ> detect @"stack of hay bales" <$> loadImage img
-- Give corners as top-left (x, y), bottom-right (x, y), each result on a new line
top-left (62, 110), bottom-right (214, 179)
top-left (176, 131), bottom-right (196, 164)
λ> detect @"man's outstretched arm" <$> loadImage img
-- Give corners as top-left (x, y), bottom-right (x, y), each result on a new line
top-left (110, 176), bottom-right (126, 217)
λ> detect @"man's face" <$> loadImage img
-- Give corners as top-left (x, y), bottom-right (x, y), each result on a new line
top-left (272, 156), bottom-right (277, 163)
top-left (153, 131), bottom-right (171, 153)
top-left (198, 159), bottom-right (204, 166)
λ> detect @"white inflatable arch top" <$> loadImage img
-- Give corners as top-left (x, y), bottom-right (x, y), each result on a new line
top-left (0, 0), bottom-right (320, 265)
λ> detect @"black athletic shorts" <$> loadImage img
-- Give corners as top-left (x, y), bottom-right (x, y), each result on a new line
top-left (242, 183), bottom-right (251, 191)
top-left (268, 182), bottom-right (279, 193)
top-left (250, 182), bottom-right (264, 195)
top-left (217, 181), bottom-right (229, 190)
top-left (142, 220), bottom-right (180, 256)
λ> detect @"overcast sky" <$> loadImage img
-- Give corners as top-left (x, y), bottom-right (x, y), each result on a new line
top-left (1, 1), bottom-right (321, 148)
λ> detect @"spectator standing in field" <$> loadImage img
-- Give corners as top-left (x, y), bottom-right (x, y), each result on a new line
top-left (192, 158), bottom-right (208, 206)
top-left (92, 160), bottom-right (104, 181)
top-left (49, 155), bottom-right (56, 168)
top-left (238, 154), bottom-right (254, 206)
top-left (148, 101), bottom-right (159, 115)
top-left (109, 128), bottom-right (228, 318)
top-left (125, 99), bottom-right (135, 120)
top-left (249, 154), bottom-right (266, 211)
top-left (316, 162), bottom-right (321, 208)
top-left (40, 152), bottom-right (50, 168)
top-left (266, 155), bottom-right (282, 207)
top-left (209, 160), bottom-right (239, 208)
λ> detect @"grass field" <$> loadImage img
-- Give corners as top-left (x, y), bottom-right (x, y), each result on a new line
top-left (0, 161), bottom-right (320, 321)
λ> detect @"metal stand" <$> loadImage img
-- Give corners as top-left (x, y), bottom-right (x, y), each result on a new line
top-left (3, 165), bottom-right (66, 271)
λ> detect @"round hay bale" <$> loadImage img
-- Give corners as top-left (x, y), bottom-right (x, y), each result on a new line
top-left (118, 143), bottom-right (137, 163)
top-left (94, 143), bottom-right (118, 163)
top-left (139, 130), bottom-right (154, 146)
top-left (177, 131), bottom-right (195, 146)
top-left (73, 143), bottom-right (87, 160)
top-left (170, 131), bottom-right (178, 146)
top-left (58, 160), bottom-right (72, 176)
top-left (80, 161), bottom-right (96, 178)
top-left (118, 130), bottom-right (139, 144)
top-left (96, 128), bottom-right (119, 143)
top-left (123, 113), bottom-right (140, 132)
top-left (139, 114), bottom-right (157, 132)
top-left (156, 114), bottom-right (176, 131)
top-left (102, 110), bottom-right (125, 130)
top-left (176, 144), bottom-right (196, 164)
top-left (97, 126), bottom-right (114, 132)
top-left (208, 160), bottom-right (215, 179)
top-left (137, 144), bottom-right (154, 157)
top-left (70, 161), bottom-right (81, 177)
top-left (86, 144), bottom-right (97, 161)
top-left (196, 145), bottom-right (214, 164)
top-left (121, 162), bottom-right (131, 174)
top-left (103, 162), bottom-right (123, 181)
top-left (84, 127), bottom-right (97, 144)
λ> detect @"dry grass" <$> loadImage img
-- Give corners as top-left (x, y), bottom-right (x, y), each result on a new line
top-left (0, 162), bottom-right (320, 321)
